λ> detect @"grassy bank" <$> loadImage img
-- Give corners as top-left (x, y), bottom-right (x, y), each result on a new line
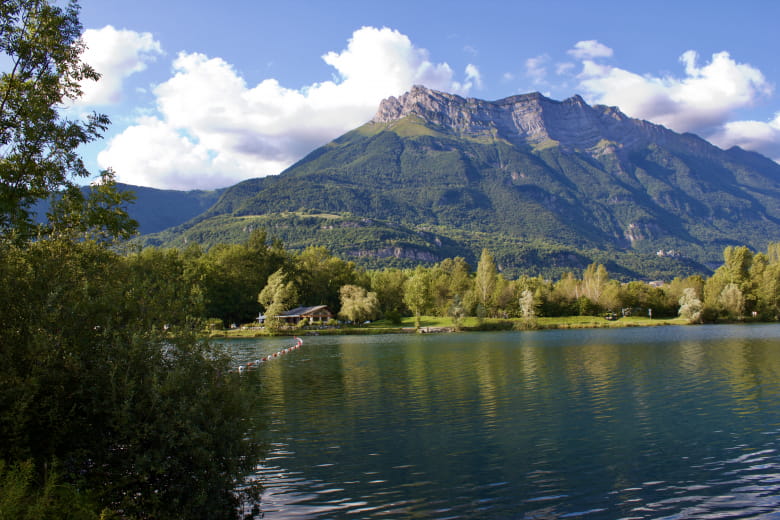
top-left (206, 315), bottom-right (689, 338)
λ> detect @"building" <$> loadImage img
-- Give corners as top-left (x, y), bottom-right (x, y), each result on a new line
top-left (275, 305), bottom-right (333, 325)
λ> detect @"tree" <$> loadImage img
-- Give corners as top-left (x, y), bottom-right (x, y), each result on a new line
top-left (369, 268), bottom-right (407, 316)
top-left (581, 263), bottom-right (618, 312)
top-left (293, 246), bottom-right (360, 313)
top-left (518, 289), bottom-right (538, 329)
top-left (0, 4), bottom-right (262, 516)
top-left (403, 266), bottom-right (432, 329)
top-left (428, 257), bottom-right (472, 317)
top-left (338, 284), bottom-right (379, 325)
top-left (258, 268), bottom-right (298, 331)
top-left (0, 238), bottom-right (261, 519)
top-left (678, 287), bottom-right (703, 323)
top-left (550, 272), bottom-right (580, 316)
top-left (474, 249), bottom-right (497, 315)
top-left (198, 229), bottom-right (287, 325)
top-left (718, 282), bottom-right (745, 321)
top-left (0, 0), bottom-right (110, 237)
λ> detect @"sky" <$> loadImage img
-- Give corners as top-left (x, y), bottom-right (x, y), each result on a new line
top-left (69, 0), bottom-right (780, 191)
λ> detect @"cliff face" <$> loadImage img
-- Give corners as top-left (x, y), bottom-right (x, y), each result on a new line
top-left (371, 85), bottom-right (709, 156)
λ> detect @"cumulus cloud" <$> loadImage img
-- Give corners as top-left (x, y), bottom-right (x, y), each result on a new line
top-left (463, 63), bottom-right (483, 90)
top-left (78, 25), bottom-right (162, 106)
top-left (99, 26), bottom-right (476, 189)
top-left (572, 45), bottom-right (772, 141)
top-left (710, 113), bottom-right (780, 161)
top-left (567, 40), bottom-right (613, 60)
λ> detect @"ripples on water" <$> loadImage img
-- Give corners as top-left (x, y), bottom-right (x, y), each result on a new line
top-left (225, 325), bottom-right (780, 519)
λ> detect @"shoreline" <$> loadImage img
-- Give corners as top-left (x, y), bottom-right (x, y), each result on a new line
top-left (206, 315), bottom-right (695, 339)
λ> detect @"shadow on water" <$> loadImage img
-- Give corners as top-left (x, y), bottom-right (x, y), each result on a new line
top-left (222, 325), bottom-right (780, 519)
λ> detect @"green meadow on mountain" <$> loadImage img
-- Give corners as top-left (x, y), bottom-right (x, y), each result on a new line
top-left (133, 86), bottom-right (780, 280)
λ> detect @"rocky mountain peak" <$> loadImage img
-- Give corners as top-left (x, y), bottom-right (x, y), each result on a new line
top-left (372, 85), bottom-right (682, 153)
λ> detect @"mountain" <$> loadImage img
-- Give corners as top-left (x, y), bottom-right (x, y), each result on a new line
top-left (136, 86), bottom-right (780, 279)
top-left (117, 184), bottom-right (223, 234)
top-left (35, 183), bottom-right (223, 235)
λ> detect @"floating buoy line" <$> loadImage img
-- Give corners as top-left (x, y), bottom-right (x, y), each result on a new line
top-left (235, 336), bottom-right (303, 373)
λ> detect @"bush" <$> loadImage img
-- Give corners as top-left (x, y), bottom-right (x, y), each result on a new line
top-left (384, 309), bottom-right (403, 325)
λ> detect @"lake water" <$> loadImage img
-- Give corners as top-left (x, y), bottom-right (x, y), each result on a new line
top-left (226, 324), bottom-right (780, 519)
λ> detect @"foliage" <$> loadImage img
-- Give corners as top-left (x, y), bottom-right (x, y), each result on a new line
top-left (0, 2), bottom-right (263, 519)
top-left (403, 266), bottom-right (432, 329)
top-left (0, 459), bottom-right (102, 520)
top-left (258, 267), bottom-right (298, 331)
top-left (338, 284), bottom-right (380, 324)
top-left (0, 238), bottom-right (261, 519)
top-left (0, 0), bottom-right (110, 238)
top-left (474, 249), bottom-right (497, 313)
top-left (517, 289), bottom-right (538, 330)
top-left (198, 229), bottom-right (287, 325)
top-left (369, 268), bottom-right (408, 315)
top-left (292, 245), bottom-right (362, 313)
top-left (678, 287), bottom-right (703, 323)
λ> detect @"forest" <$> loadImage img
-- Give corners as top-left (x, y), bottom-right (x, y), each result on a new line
top-left (124, 230), bottom-right (780, 332)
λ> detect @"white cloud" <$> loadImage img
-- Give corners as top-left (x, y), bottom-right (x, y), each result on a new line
top-left (464, 63), bottom-right (483, 90)
top-left (710, 113), bottom-right (780, 161)
top-left (525, 54), bottom-right (549, 84)
top-left (567, 40), bottom-right (613, 60)
top-left (575, 50), bottom-right (772, 138)
top-left (78, 25), bottom-right (162, 106)
top-left (100, 26), bottom-right (476, 189)
top-left (556, 62), bottom-right (575, 76)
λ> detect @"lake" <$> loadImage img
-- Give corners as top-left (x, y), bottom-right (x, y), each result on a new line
top-left (226, 324), bottom-right (780, 519)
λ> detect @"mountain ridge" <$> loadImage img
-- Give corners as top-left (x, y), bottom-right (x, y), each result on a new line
top-left (133, 86), bottom-right (780, 279)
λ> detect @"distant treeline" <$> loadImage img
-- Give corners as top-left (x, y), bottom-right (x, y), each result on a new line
top-left (131, 229), bottom-right (780, 329)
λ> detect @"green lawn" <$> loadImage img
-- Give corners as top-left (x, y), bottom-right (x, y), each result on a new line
top-left (208, 314), bottom-right (690, 338)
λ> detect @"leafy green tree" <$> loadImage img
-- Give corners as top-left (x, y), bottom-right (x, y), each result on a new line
top-left (338, 284), bottom-right (379, 325)
top-left (718, 282), bottom-right (745, 320)
top-left (369, 268), bottom-right (408, 315)
top-left (722, 245), bottom-right (753, 288)
top-left (581, 263), bottom-right (611, 310)
top-left (198, 229), bottom-right (286, 325)
top-left (448, 293), bottom-right (466, 331)
top-left (0, 238), bottom-right (260, 519)
top-left (0, 0), bottom-right (110, 237)
top-left (474, 249), bottom-right (497, 315)
top-left (704, 246), bottom-right (755, 320)
top-left (429, 257), bottom-right (472, 316)
top-left (124, 246), bottom-right (205, 329)
top-left (0, 459), bottom-right (101, 519)
top-left (0, 4), bottom-right (262, 516)
top-left (663, 275), bottom-right (705, 313)
top-left (258, 267), bottom-right (298, 331)
top-left (46, 170), bottom-right (137, 242)
top-left (753, 256), bottom-right (780, 319)
top-left (403, 265), bottom-right (432, 329)
top-left (293, 246), bottom-right (360, 313)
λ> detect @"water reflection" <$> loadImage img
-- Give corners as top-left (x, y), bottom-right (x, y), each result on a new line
top-left (225, 325), bottom-right (780, 519)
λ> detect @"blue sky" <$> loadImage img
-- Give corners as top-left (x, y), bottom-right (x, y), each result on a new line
top-left (72, 0), bottom-right (780, 190)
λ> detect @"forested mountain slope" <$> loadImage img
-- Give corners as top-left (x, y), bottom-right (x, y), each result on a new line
top-left (137, 86), bottom-right (780, 279)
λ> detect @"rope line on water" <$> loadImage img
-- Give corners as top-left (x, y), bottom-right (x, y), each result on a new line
top-left (235, 336), bottom-right (303, 373)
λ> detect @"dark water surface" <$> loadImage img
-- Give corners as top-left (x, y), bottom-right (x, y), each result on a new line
top-left (226, 325), bottom-right (780, 519)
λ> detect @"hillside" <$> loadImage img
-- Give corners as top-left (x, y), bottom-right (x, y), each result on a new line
top-left (136, 86), bottom-right (780, 279)
top-left (35, 183), bottom-right (223, 235)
